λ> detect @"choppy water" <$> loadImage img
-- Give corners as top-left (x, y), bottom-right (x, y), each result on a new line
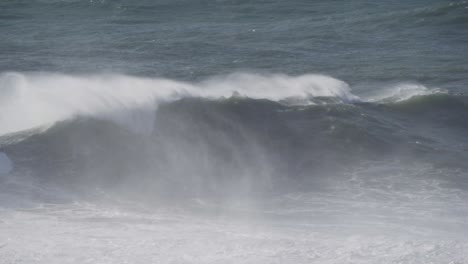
top-left (1, 1), bottom-right (468, 263)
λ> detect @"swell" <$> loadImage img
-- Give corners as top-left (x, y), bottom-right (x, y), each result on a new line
top-left (413, 1), bottom-right (468, 25)
top-left (320, 1), bottom-right (468, 31)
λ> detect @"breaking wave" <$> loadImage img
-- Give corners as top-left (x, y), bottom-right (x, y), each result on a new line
top-left (1, 72), bottom-right (467, 203)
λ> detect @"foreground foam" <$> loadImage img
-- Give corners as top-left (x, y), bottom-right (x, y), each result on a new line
top-left (1, 192), bottom-right (467, 264)
top-left (0, 72), bottom-right (359, 135)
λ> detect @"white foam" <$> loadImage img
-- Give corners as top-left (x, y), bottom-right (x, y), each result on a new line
top-left (0, 202), bottom-right (467, 264)
top-left (0, 152), bottom-right (12, 175)
top-left (0, 72), bottom-right (360, 135)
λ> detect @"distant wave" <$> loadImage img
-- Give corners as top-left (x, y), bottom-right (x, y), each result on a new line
top-left (364, 83), bottom-right (444, 103)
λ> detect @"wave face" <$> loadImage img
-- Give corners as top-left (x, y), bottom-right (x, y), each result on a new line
top-left (1, 73), bottom-right (467, 201)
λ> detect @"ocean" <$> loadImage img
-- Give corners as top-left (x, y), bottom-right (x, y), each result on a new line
top-left (1, 0), bottom-right (468, 263)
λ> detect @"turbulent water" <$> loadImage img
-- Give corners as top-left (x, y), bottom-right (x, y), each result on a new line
top-left (1, 1), bottom-right (468, 263)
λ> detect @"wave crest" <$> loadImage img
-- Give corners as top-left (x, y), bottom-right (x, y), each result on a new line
top-left (0, 72), bottom-right (359, 135)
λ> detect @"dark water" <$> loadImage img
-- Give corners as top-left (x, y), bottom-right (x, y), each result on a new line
top-left (1, 1), bottom-right (468, 263)
top-left (1, 1), bottom-right (467, 88)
